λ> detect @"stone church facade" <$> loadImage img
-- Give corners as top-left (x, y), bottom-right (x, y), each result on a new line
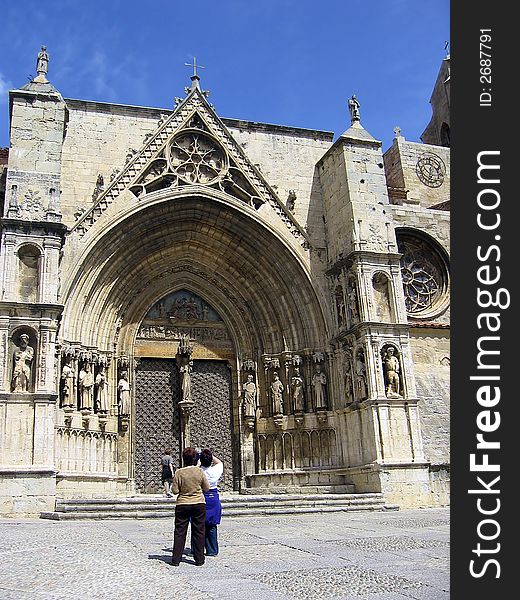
top-left (0, 49), bottom-right (450, 516)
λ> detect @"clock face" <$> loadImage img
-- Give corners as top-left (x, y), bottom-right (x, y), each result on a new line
top-left (415, 153), bottom-right (446, 188)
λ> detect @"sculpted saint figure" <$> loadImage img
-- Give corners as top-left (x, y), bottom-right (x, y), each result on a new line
top-left (78, 363), bottom-right (95, 410)
top-left (355, 352), bottom-right (368, 401)
top-left (348, 94), bottom-right (361, 122)
top-left (36, 45), bottom-right (49, 76)
top-left (384, 347), bottom-right (401, 398)
top-left (311, 364), bottom-right (327, 410)
top-left (95, 365), bottom-right (110, 413)
top-left (291, 368), bottom-right (305, 412)
top-left (118, 371), bottom-right (131, 415)
top-left (271, 372), bottom-right (284, 415)
top-left (61, 358), bottom-right (75, 406)
top-left (11, 333), bottom-right (34, 392)
top-left (242, 374), bottom-right (257, 418)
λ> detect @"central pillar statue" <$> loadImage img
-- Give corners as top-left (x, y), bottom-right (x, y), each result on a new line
top-left (176, 334), bottom-right (194, 448)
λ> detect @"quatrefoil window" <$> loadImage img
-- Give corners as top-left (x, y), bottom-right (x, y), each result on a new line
top-left (167, 130), bottom-right (228, 185)
top-left (397, 233), bottom-right (449, 317)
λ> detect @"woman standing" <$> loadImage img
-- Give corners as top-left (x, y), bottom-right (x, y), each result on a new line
top-left (171, 447), bottom-right (209, 566)
top-left (199, 449), bottom-right (223, 556)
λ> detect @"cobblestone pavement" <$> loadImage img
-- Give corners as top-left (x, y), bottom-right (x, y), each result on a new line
top-left (0, 508), bottom-right (449, 600)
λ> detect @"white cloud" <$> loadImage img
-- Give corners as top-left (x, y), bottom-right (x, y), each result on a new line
top-left (0, 72), bottom-right (13, 104)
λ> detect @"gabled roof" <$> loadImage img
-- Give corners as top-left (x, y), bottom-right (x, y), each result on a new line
top-left (71, 79), bottom-right (309, 245)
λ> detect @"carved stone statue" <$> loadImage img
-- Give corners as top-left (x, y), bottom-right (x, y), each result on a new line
top-left (347, 279), bottom-right (360, 325)
top-left (348, 95), bottom-right (361, 123)
top-left (78, 363), bottom-right (95, 410)
top-left (291, 368), bottom-right (305, 412)
top-left (383, 346), bottom-right (402, 398)
top-left (118, 371), bottom-right (131, 415)
top-left (61, 358), bottom-right (75, 406)
top-left (271, 372), bottom-right (284, 415)
top-left (311, 365), bottom-right (327, 410)
top-left (36, 45), bottom-right (49, 77)
top-left (95, 366), bottom-right (110, 413)
top-left (355, 351), bottom-right (368, 401)
top-left (11, 333), bottom-right (34, 392)
top-left (344, 364), bottom-right (354, 405)
top-left (242, 374), bottom-right (257, 418)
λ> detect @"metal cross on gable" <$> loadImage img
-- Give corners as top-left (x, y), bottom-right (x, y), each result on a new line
top-left (185, 57), bottom-right (205, 78)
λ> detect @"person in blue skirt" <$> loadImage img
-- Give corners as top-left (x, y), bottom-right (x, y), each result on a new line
top-left (199, 449), bottom-right (223, 556)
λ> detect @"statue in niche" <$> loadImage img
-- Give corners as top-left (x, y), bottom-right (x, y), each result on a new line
top-left (291, 368), bottom-right (305, 412)
top-left (347, 279), bottom-right (360, 325)
top-left (78, 363), bottom-right (95, 410)
top-left (348, 94), bottom-right (361, 123)
top-left (335, 286), bottom-right (346, 327)
top-left (270, 372), bottom-right (284, 415)
top-left (36, 45), bottom-right (49, 77)
top-left (11, 333), bottom-right (34, 393)
top-left (95, 365), bottom-right (110, 413)
top-left (61, 357), bottom-right (75, 406)
top-left (383, 346), bottom-right (402, 398)
top-left (242, 374), bottom-right (257, 418)
top-left (344, 364), bottom-right (354, 405)
top-left (355, 351), bottom-right (368, 401)
top-left (311, 364), bottom-right (327, 410)
top-left (118, 371), bottom-right (131, 415)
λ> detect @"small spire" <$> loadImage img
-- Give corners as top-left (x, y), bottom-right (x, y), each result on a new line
top-left (393, 125), bottom-right (402, 138)
top-left (348, 94), bottom-right (361, 125)
top-left (34, 45), bottom-right (49, 83)
top-left (184, 56), bottom-right (205, 91)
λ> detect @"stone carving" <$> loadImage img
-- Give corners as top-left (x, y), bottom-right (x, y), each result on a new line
top-left (348, 95), bottom-right (361, 123)
top-left (312, 351), bottom-right (324, 364)
top-left (36, 45), bottom-right (49, 77)
top-left (176, 334), bottom-right (194, 403)
top-left (383, 346), bottom-right (402, 398)
top-left (398, 235), bottom-right (444, 315)
top-left (11, 333), bottom-right (34, 393)
top-left (347, 278), bottom-right (360, 325)
top-left (168, 130), bottom-right (228, 185)
top-left (355, 350), bottom-right (368, 401)
top-left (286, 190), bottom-right (296, 211)
top-left (372, 273), bottom-right (392, 322)
top-left (78, 363), bottom-right (95, 410)
top-left (271, 372), bottom-right (284, 415)
top-left (118, 370), bottom-right (131, 415)
top-left (415, 152), bottom-right (446, 188)
top-left (61, 357), bottom-right (75, 407)
top-left (95, 365), bottom-right (110, 413)
top-left (291, 367), bottom-right (305, 412)
top-left (311, 365), bottom-right (327, 410)
top-left (20, 189), bottom-right (45, 219)
top-left (335, 285), bottom-right (347, 327)
top-left (242, 358), bottom-right (256, 372)
top-left (344, 363), bottom-right (354, 405)
top-left (242, 374), bottom-right (257, 418)
top-left (92, 174), bottom-right (104, 201)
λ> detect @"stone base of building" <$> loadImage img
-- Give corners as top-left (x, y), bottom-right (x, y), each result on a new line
top-left (342, 461), bottom-right (450, 508)
top-left (56, 473), bottom-right (134, 499)
top-left (244, 468), bottom-right (355, 494)
top-left (0, 467), bottom-right (56, 517)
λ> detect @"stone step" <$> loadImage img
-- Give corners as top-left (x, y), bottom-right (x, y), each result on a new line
top-left (41, 493), bottom-right (397, 520)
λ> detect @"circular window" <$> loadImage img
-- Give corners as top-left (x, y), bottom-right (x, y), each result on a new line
top-left (397, 233), bottom-right (449, 317)
top-left (415, 152), bottom-right (446, 188)
top-left (167, 129), bottom-right (228, 185)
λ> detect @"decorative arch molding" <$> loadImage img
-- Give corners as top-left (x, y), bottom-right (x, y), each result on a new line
top-left (59, 192), bottom-right (330, 358)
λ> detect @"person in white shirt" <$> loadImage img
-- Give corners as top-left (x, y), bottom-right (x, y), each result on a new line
top-left (199, 449), bottom-right (223, 556)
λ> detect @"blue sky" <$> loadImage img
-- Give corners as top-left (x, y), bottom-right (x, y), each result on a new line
top-left (0, 0), bottom-right (449, 151)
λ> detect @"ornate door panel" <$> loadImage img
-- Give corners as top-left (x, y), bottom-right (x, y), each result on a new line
top-left (134, 358), bottom-right (235, 493)
top-left (190, 360), bottom-right (234, 491)
top-left (134, 359), bottom-right (181, 493)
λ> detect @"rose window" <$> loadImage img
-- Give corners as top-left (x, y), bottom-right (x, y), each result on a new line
top-left (397, 234), bottom-right (449, 316)
top-left (167, 130), bottom-right (228, 185)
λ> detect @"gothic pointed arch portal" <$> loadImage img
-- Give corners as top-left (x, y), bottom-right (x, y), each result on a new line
top-left (134, 289), bottom-right (235, 492)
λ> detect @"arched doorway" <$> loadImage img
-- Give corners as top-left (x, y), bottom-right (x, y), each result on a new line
top-left (133, 289), bottom-right (236, 492)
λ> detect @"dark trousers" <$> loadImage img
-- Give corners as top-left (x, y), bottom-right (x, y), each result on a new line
top-left (205, 523), bottom-right (219, 556)
top-left (173, 503), bottom-right (206, 565)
